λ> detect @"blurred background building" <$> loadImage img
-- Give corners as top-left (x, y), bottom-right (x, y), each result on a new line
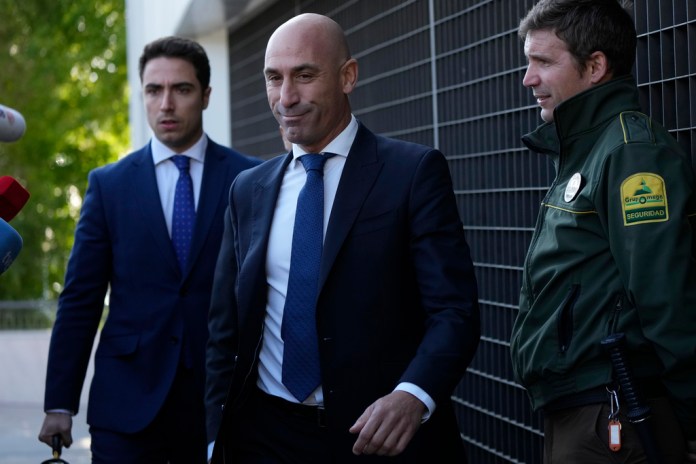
top-left (125, 1), bottom-right (696, 462)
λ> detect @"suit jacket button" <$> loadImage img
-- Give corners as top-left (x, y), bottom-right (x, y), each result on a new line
top-left (170, 336), bottom-right (179, 345)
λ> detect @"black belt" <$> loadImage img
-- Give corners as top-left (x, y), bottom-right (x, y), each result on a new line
top-left (256, 389), bottom-right (327, 427)
top-left (543, 377), bottom-right (667, 412)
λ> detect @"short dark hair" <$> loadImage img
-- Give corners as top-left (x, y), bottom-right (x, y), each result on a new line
top-left (519, 0), bottom-right (636, 77)
top-left (138, 36), bottom-right (211, 89)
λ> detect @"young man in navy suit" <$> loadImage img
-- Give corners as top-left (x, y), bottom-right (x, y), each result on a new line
top-left (38, 36), bottom-right (259, 463)
top-left (206, 13), bottom-right (480, 463)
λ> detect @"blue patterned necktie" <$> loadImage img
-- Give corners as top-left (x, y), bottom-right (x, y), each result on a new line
top-left (282, 153), bottom-right (334, 402)
top-left (171, 155), bottom-right (195, 271)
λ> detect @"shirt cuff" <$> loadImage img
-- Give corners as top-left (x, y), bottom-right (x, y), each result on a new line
top-left (208, 441), bottom-right (214, 461)
top-left (395, 382), bottom-right (435, 422)
top-left (45, 409), bottom-right (74, 416)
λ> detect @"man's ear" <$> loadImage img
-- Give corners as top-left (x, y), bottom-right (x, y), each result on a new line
top-left (340, 58), bottom-right (358, 94)
top-left (202, 86), bottom-right (212, 110)
top-left (587, 51), bottom-right (612, 84)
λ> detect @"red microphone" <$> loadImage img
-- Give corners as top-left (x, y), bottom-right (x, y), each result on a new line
top-left (0, 176), bottom-right (30, 221)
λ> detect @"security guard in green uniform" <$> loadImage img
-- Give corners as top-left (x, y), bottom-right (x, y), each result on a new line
top-left (510, 1), bottom-right (696, 463)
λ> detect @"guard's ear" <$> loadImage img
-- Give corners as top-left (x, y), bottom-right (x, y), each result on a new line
top-left (587, 51), bottom-right (611, 84)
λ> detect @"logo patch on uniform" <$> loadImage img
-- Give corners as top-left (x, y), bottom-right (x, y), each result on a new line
top-left (621, 173), bottom-right (668, 226)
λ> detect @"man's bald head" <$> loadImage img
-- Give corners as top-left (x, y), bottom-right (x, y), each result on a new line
top-left (266, 13), bottom-right (351, 68)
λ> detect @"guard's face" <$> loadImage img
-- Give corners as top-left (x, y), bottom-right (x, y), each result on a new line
top-left (522, 29), bottom-right (594, 122)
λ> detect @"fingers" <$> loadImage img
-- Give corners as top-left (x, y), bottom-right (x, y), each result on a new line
top-left (352, 412), bottom-right (416, 456)
top-left (38, 413), bottom-right (73, 448)
top-left (349, 391), bottom-right (424, 456)
top-left (360, 425), bottom-right (407, 456)
top-left (349, 405), bottom-right (373, 454)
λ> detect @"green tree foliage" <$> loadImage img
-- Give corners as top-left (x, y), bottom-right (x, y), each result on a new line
top-left (0, 0), bottom-right (129, 299)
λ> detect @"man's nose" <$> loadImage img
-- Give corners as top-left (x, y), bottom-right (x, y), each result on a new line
top-left (522, 65), bottom-right (538, 88)
top-left (279, 80), bottom-right (299, 107)
top-left (160, 89), bottom-right (174, 110)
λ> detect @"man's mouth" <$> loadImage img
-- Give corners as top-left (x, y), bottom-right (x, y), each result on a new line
top-left (281, 112), bottom-right (306, 120)
top-left (533, 94), bottom-right (549, 105)
top-left (159, 119), bottom-right (179, 130)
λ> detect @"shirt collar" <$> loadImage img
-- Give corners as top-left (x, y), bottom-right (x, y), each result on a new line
top-left (291, 115), bottom-right (358, 160)
top-left (151, 133), bottom-right (208, 165)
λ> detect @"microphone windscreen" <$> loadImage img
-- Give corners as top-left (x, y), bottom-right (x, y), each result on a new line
top-left (0, 218), bottom-right (22, 275)
top-left (0, 104), bottom-right (26, 142)
top-left (0, 176), bottom-right (30, 221)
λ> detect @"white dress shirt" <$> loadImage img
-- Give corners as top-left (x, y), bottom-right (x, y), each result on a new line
top-left (150, 134), bottom-right (207, 236)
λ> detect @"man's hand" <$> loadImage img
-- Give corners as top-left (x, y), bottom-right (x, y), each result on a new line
top-left (38, 412), bottom-right (73, 449)
top-left (349, 390), bottom-right (425, 456)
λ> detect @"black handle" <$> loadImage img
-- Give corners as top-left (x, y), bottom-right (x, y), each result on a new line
top-left (601, 332), bottom-right (661, 463)
top-left (600, 332), bottom-right (651, 423)
top-left (51, 434), bottom-right (62, 458)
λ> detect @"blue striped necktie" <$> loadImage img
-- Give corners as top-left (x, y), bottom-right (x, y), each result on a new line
top-left (281, 153), bottom-right (334, 402)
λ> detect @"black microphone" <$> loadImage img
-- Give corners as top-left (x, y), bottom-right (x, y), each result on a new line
top-left (0, 218), bottom-right (22, 275)
top-left (0, 104), bottom-right (26, 143)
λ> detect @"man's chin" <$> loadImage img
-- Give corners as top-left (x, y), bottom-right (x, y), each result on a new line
top-left (157, 136), bottom-right (188, 151)
top-left (282, 128), bottom-right (305, 145)
top-left (540, 109), bottom-right (554, 123)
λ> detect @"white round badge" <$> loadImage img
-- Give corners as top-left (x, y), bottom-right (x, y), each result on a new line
top-left (564, 172), bottom-right (583, 202)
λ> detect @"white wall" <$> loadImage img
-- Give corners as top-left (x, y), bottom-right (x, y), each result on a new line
top-left (124, 0), bottom-right (231, 151)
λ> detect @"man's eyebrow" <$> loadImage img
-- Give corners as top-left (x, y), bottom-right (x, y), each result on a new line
top-left (293, 63), bottom-right (320, 73)
top-left (526, 51), bottom-right (550, 61)
top-left (264, 63), bottom-right (320, 75)
top-left (144, 81), bottom-right (195, 89)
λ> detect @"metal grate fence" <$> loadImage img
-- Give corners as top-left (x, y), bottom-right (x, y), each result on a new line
top-left (225, 1), bottom-right (696, 462)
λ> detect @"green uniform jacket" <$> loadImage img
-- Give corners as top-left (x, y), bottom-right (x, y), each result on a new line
top-left (510, 76), bottom-right (696, 439)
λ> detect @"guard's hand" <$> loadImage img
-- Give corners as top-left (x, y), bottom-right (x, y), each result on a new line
top-left (38, 412), bottom-right (73, 449)
top-left (685, 439), bottom-right (696, 463)
top-left (349, 390), bottom-right (425, 456)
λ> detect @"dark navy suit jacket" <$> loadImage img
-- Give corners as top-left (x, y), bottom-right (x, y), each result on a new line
top-left (44, 138), bottom-right (259, 433)
top-left (206, 123), bottom-right (480, 462)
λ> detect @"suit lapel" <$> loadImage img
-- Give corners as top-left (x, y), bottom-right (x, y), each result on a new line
top-left (319, 125), bottom-right (383, 288)
top-left (129, 145), bottom-right (180, 273)
top-left (251, 153), bottom-right (293, 259)
top-left (239, 153), bottom-right (293, 308)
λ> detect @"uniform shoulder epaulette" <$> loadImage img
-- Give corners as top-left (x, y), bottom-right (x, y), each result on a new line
top-left (619, 111), bottom-right (655, 144)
